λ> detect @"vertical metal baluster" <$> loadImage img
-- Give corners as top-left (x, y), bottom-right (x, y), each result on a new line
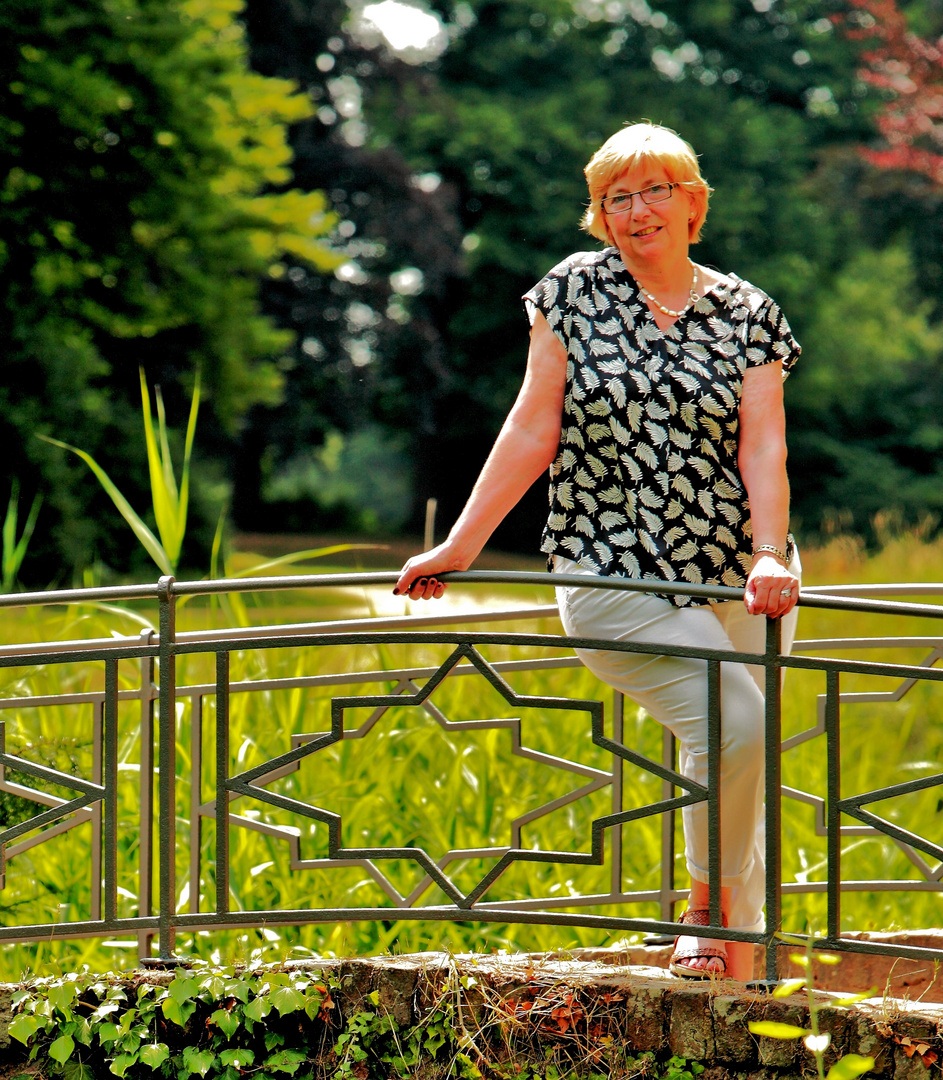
top-left (215, 652), bottom-right (230, 916)
top-left (0, 721), bottom-right (7, 890)
top-left (707, 659), bottom-right (722, 929)
top-left (104, 659), bottom-right (119, 925)
top-left (190, 695), bottom-right (203, 914)
top-left (610, 690), bottom-right (624, 898)
top-left (138, 635), bottom-right (156, 961)
top-left (660, 727), bottom-right (677, 924)
top-left (825, 670), bottom-right (841, 941)
top-left (91, 699), bottom-right (103, 922)
top-left (763, 615), bottom-right (784, 981)
top-left (156, 576), bottom-right (177, 960)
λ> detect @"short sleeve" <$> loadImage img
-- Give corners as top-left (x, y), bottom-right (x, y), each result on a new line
top-left (522, 262), bottom-right (570, 352)
top-left (746, 295), bottom-right (801, 378)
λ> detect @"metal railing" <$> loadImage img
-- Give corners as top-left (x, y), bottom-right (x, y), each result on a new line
top-left (0, 570), bottom-right (941, 979)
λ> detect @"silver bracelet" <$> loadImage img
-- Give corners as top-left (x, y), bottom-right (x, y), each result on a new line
top-left (753, 544), bottom-right (788, 564)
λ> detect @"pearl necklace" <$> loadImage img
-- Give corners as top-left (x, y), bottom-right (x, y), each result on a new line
top-left (638, 261), bottom-right (699, 318)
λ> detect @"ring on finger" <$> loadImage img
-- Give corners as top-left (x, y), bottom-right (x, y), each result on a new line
top-left (780, 587), bottom-right (793, 598)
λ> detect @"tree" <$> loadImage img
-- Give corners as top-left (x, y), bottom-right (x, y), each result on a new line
top-left (235, 0), bottom-right (466, 536)
top-left (0, 0), bottom-right (340, 578)
top-left (844, 0), bottom-right (943, 183)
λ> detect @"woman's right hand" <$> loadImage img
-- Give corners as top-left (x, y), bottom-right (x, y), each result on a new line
top-left (394, 543), bottom-right (467, 600)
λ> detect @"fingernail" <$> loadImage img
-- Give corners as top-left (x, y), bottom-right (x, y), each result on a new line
top-left (392, 588), bottom-right (400, 595)
top-left (417, 578), bottom-right (428, 586)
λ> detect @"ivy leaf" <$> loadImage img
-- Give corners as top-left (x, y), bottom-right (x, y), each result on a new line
top-left (263, 1049), bottom-right (307, 1075)
top-left (49, 984), bottom-right (77, 1016)
top-left (220, 1049), bottom-right (256, 1069)
top-left (826, 1055), bottom-right (875, 1080)
top-left (269, 987), bottom-right (306, 1016)
top-left (199, 976), bottom-right (227, 998)
top-left (169, 977), bottom-right (200, 1004)
top-left (109, 1054), bottom-right (139, 1077)
top-left (244, 996), bottom-right (272, 1022)
top-left (60, 1061), bottom-right (97, 1080)
top-left (97, 1022), bottom-right (120, 1046)
top-left (161, 996), bottom-right (196, 1027)
top-left (49, 1034), bottom-right (76, 1063)
top-left (228, 981), bottom-right (251, 1004)
top-left (749, 1022), bottom-right (810, 1039)
top-left (210, 1009), bottom-right (241, 1039)
top-left (93, 1003), bottom-right (123, 1022)
top-left (182, 1047), bottom-right (217, 1078)
top-left (264, 1032), bottom-right (285, 1051)
top-left (8, 1014), bottom-right (41, 1045)
top-left (140, 1044), bottom-right (170, 1069)
top-left (11, 990), bottom-right (33, 1007)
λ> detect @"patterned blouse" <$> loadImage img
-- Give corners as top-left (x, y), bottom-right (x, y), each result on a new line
top-left (523, 248), bottom-right (800, 607)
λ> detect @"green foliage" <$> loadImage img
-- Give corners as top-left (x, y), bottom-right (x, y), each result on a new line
top-left (263, 426), bottom-right (414, 534)
top-left (39, 369), bottom-right (201, 576)
top-left (2, 479), bottom-right (42, 593)
top-left (2, 536), bottom-right (943, 973)
top-left (0, 0), bottom-right (342, 579)
top-left (788, 243), bottom-right (943, 538)
top-left (9, 966), bottom-right (336, 1080)
top-left (7, 964), bottom-right (713, 1080)
top-left (749, 934), bottom-right (876, 1080)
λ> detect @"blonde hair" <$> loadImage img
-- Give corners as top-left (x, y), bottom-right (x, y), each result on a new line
top-left (582, 122), bottom-right (712, 245)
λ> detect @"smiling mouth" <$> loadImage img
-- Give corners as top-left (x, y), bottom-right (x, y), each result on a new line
top-left (634, 225), bottom-right (661, 237)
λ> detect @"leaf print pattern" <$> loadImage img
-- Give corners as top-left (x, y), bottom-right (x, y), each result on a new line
top-left (523, 248), bottom-right (800, 607)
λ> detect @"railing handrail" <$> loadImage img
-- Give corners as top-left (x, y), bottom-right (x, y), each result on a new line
top-left (3, 566), bottom-right (943, 610)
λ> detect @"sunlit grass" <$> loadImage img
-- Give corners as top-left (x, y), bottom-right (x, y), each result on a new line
top-left (0, 533), bottom-right (942, 977)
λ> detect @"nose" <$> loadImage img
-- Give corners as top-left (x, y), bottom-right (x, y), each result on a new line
top-left (629, 194), bottom-right (652, 219)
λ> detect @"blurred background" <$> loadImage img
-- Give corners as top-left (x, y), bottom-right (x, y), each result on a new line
top-left (5, 0), bottom-right (943, 585)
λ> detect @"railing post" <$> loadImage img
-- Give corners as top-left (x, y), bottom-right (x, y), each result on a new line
top-left (763, 614), bottom-right (784, 981)
top-left (189, 695), bottom-right (203, 914)
top-left (103, 659), bottom-right (119, 925)
top-left (154, 576), bottom-right (177, 962)
top-left (137, 633), bottom-right (156, 961)
top-left (610, 690), bottom-right (624, 898)
top-left (215, 651), bottom-right (230, 917)
top-left (660, 726), bottom-right (676, 923)
top-left (707, 660), bottom-right (723, 929)
top-left (825, 670), bottom-right (841, 939)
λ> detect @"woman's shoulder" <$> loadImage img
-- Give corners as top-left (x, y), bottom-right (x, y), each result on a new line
top-left (699, 267), bottom-right (782, 313)
top-left (538, 247), bottom-right (626, 281)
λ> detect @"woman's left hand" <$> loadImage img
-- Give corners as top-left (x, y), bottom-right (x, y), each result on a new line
top-left (744, 554), bottom-right (799, 617)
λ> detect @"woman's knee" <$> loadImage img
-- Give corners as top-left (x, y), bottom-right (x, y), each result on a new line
top-left (718, 668), bottom-right (765, 757)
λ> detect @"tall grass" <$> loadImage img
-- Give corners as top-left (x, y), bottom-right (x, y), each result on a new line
top-left (0, 533), bottom-right (941, 978)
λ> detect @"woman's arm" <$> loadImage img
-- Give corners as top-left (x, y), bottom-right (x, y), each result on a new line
top-left (395, 311), bottom-right (567, 599)
top-left (738, 361), bottom-right (799, 617)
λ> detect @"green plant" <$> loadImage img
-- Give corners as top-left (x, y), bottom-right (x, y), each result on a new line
top-left (1, 533), bottom-right (943, 975)
top-left (749, 933), bottom-right (876, 1080)
top-left (39, 369), bottom-right (201, 576)
top-left (7, 962), bottom-right (713, 1080)
top-left (2, 478), bottom-right (42, 593)
top-left (9, 963), bottom-right (336, 1080)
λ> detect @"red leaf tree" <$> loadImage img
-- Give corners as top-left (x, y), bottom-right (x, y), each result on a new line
top-left (844, 0), bottom-right (943, 183)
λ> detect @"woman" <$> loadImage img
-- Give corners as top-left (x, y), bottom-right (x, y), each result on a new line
top-left (394, 122), bottom-right (801, 980)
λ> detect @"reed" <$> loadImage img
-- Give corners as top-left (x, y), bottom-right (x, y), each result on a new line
top-left (0, 533), bottom-right (941, 978)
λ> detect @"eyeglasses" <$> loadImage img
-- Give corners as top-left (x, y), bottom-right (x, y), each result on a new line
top-left (601, 182), bottom-right (676, 216)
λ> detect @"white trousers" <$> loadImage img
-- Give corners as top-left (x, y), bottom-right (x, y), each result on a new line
top-left (553, 553), bottom-right (800, 932)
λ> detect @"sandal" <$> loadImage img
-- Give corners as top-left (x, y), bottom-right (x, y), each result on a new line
top-left (669, 908), bottom-right (728, 978)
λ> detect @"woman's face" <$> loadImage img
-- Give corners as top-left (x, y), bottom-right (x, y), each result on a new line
top-left (602, 162), bottom-right (694, 270)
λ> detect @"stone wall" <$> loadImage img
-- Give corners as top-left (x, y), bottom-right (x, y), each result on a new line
top-left (1, 952), bottom-right (941, 1079)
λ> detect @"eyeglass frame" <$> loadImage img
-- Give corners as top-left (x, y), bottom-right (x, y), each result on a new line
top-left (600, 182), bottom-right (677, 216)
